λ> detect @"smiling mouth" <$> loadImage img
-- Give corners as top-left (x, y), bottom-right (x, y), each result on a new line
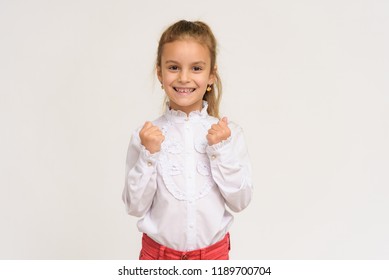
top-left (174, 87), bottom-right (195, 94)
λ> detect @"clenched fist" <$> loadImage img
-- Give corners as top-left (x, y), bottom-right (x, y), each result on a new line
top-left (139, 121), bottom-right (165, 154)
top-left (206, 117), bottom-right (231, 146)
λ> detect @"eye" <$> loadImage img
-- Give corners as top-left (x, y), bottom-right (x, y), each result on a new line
top-left (192, 66), bottom-right (203, 72)
top-left (168, 65), bottom-right (179, 71)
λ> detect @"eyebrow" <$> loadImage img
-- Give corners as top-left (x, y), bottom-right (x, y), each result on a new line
top-left (165, 60), bottom-right (207, 65)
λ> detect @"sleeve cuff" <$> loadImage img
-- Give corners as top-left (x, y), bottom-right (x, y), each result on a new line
top-left (139, 144), bottom-right (160, 169)
top-left (205, 136), bottom-right (234, 163)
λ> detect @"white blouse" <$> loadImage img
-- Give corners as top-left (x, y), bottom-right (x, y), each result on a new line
top-left (122, 102), bottom-right (253, 251)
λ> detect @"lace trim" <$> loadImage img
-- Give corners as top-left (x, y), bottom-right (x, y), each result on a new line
top-left (163, 137), bottom-right (184, 154)
top-left (164, 101), bottom-right (209, 123)
top-left (157, 115), bottom-right (216, 201)
top-left (207, 134), bottom-right (233, 151)
top-left (194, 140), bottom-right (207, 154)
top-left (197, 161), bottom-right (211, 176)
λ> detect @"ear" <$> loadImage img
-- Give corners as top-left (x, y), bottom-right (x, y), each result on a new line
top-left (208, 65), bottom-right (217, 84)
top-left (157, 66), bottom-right (163, 83)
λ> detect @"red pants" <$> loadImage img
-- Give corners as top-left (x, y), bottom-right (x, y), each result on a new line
top-left (139, 233), bottom-right (230, 260)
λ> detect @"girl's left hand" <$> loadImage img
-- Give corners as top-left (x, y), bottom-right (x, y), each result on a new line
top-left (207, 117), bottom-right (231, 145)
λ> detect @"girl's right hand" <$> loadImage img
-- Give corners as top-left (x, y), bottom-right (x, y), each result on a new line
top-left (139, 121), bottom-right (165, 154)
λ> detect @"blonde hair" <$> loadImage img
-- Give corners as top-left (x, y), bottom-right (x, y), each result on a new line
top-left (156, 20), bottom-right (222, 118)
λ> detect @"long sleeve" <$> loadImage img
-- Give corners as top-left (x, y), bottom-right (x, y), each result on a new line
top-left (206, 122), bottom-right (253, 212)
top-left (122, 129), bottom-right (159, 217)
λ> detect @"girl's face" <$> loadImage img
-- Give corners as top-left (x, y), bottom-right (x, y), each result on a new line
top-left (157, 39), bottom-right (215, 115)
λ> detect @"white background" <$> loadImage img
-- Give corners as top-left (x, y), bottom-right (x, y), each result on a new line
top-left (0, 0), bottom-right (388, 259)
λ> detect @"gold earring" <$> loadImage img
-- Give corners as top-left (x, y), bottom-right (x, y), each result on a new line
top-left (206, 85), bottom-right (212, 92)
top-left (161, 84), bottom-right (164, 89)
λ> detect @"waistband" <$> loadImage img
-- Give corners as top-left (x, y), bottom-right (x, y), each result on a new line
top-left (141, 233), bottom-right (230, 260)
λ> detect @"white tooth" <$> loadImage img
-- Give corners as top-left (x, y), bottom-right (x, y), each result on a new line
top-left (177, 88), bottom-right (192, 93)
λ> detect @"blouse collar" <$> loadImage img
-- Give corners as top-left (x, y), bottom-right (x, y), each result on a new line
top-left (164, 101), bottom-right (209, 123)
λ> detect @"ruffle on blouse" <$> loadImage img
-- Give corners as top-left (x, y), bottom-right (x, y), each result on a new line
top-left (164, 101), bottom-right (209, 123)
top-left (207, 135), bottom-right (233, 151)
top-left (157, 103), bottom-right (217, 201)
top-left (159, 152), bottom-right (215, 201)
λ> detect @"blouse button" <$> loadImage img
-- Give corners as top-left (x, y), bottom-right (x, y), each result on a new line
top-left (147, 161), bottom-right (152, 167)
top-left (211, 155), bottom-right (217, 160)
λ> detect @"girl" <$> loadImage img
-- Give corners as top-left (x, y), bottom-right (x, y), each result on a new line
top-left (122, 20), bottom-right (253, 260)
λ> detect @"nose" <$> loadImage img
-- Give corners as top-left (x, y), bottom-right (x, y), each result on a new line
top-left (178, 69), bottom-right (190, 83)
